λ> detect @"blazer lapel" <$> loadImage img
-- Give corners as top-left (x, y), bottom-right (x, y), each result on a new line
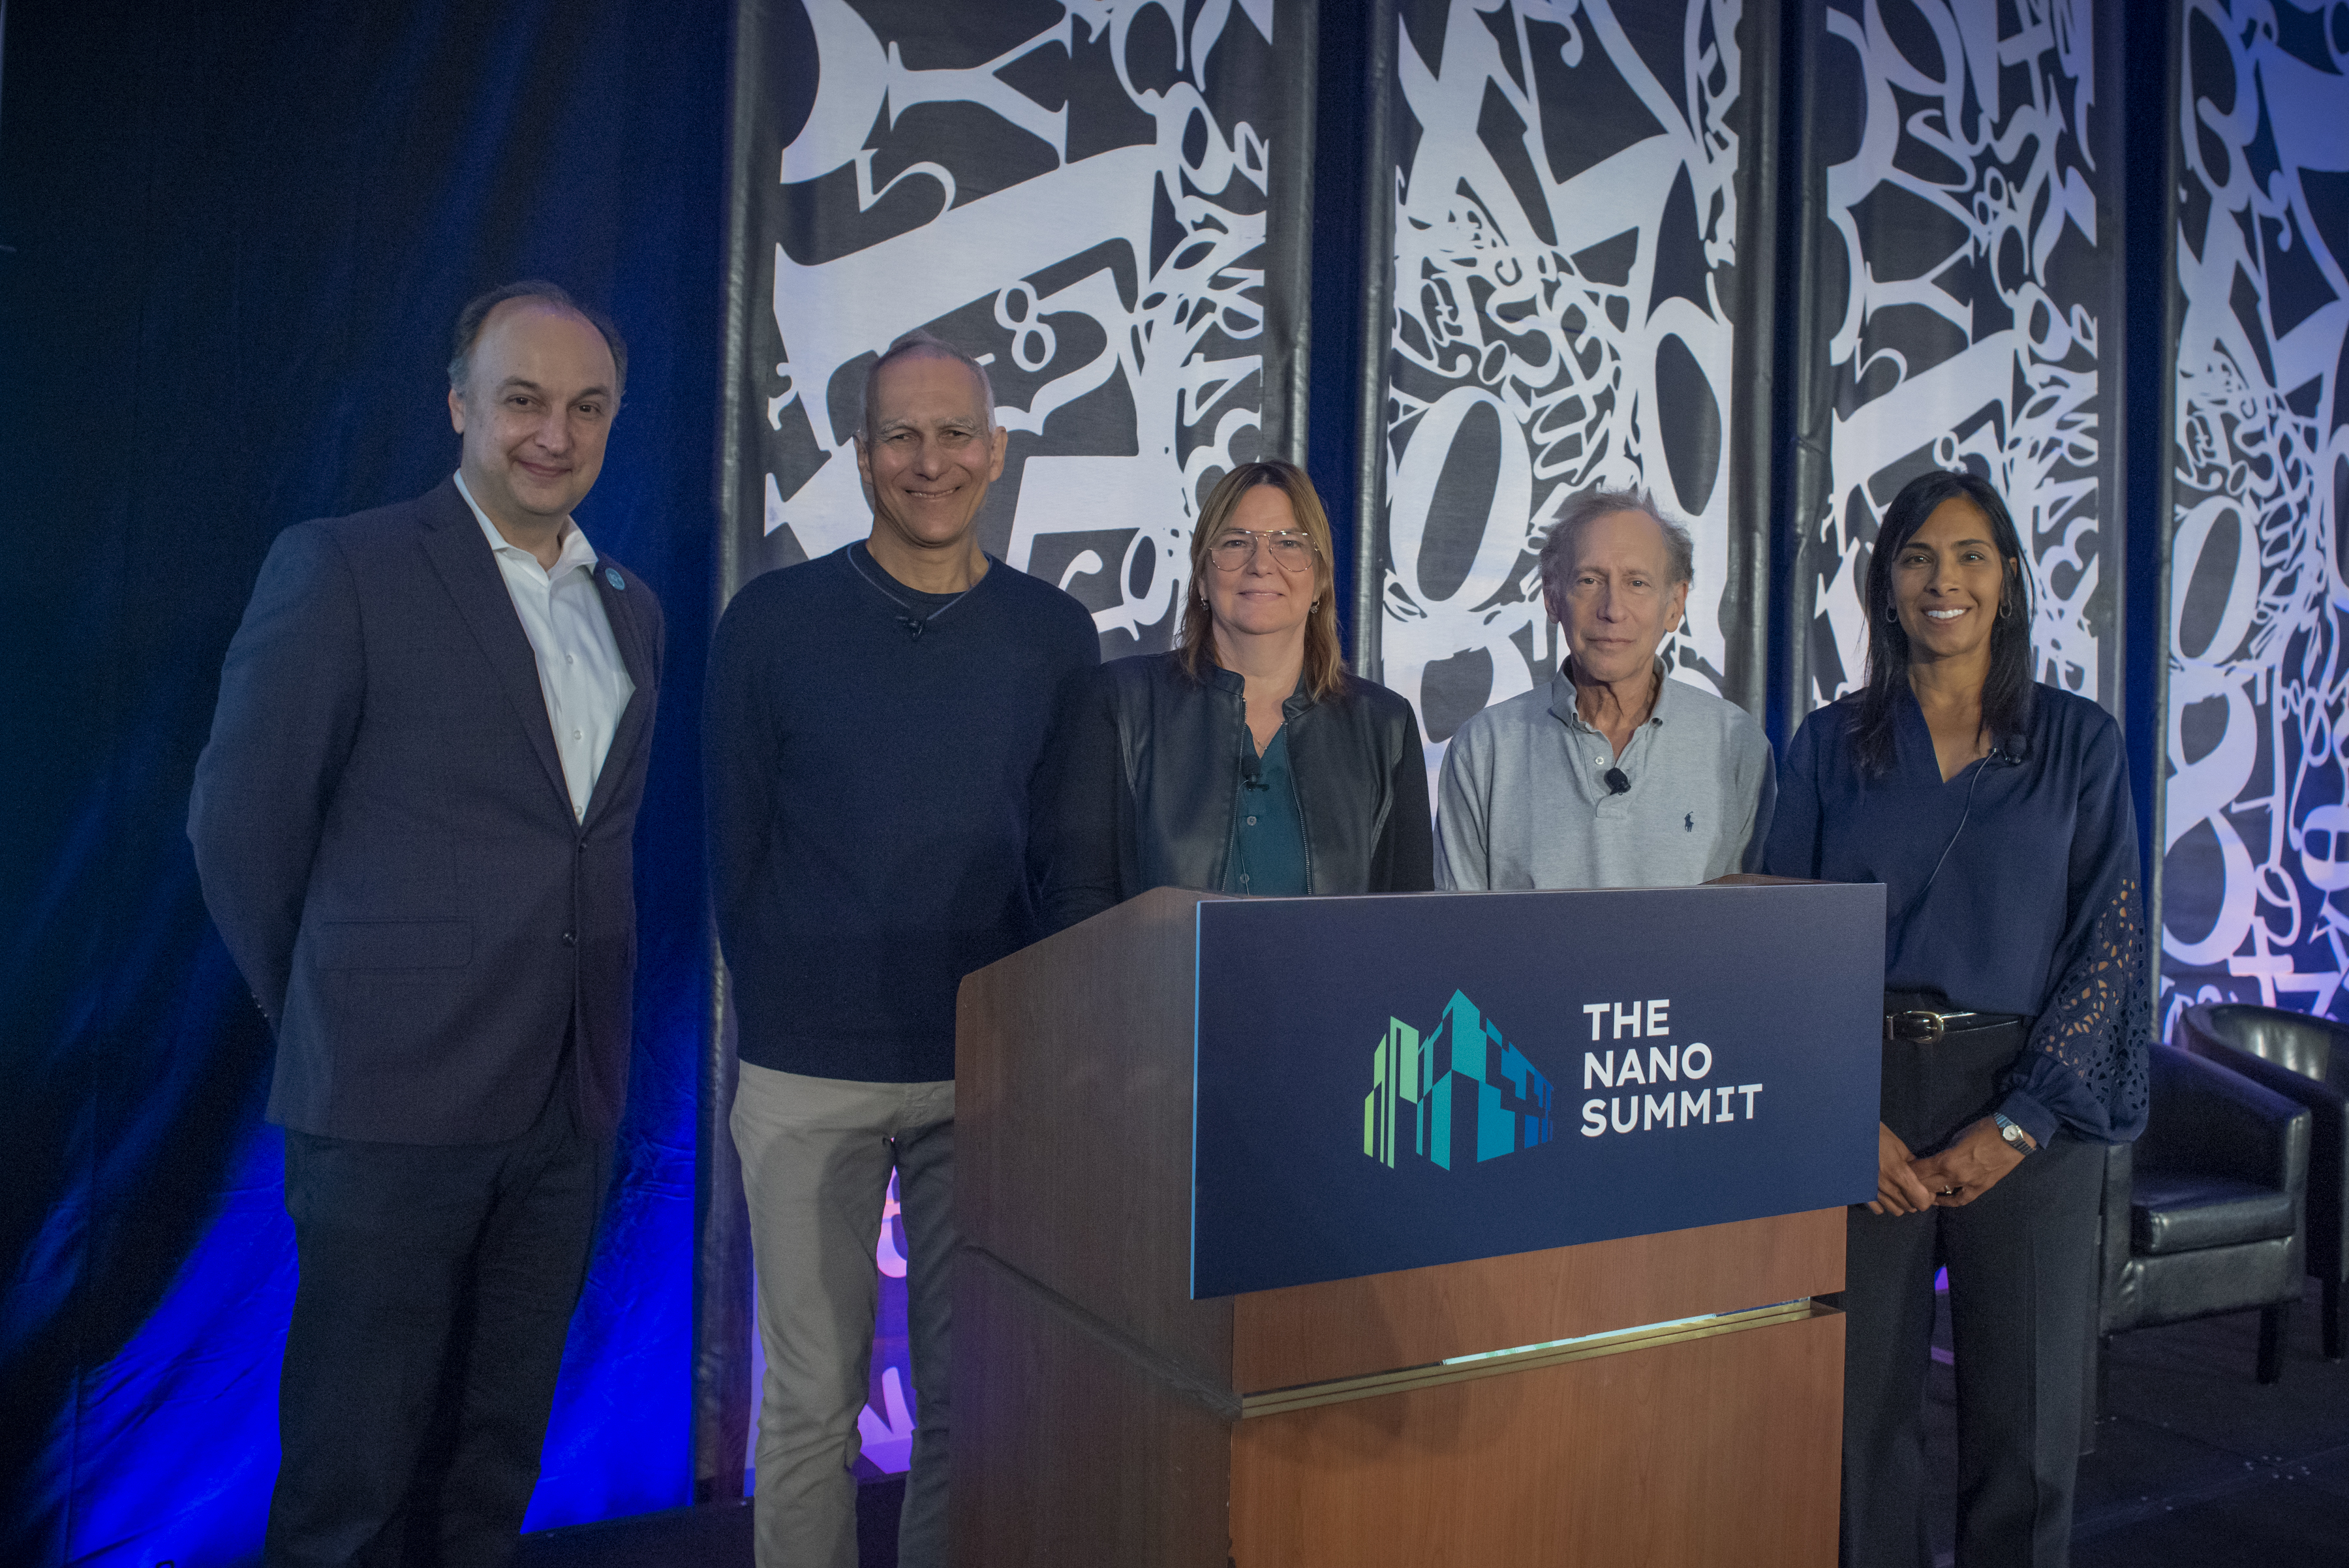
top-left (416, 480), bottom-right (573, 816)
top-left (582, 561), bottom-right (654, 830)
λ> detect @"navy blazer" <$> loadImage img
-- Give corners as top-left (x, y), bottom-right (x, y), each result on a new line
top-left (191, 478), bottom-right (664, 1144)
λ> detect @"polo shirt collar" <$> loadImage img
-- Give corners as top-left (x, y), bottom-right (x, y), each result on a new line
top-left (1550, 656), bottom-right (1674, 733)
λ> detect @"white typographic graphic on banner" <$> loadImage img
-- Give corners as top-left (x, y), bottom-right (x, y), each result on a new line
top-left (1381, 0), bottom-right (1749, 788)
top-left (1800, 0), bottom-right (2110, 711)
top-left (740, 0), bottom-right (1297, 1477)
top-left (2160, 0), bottom-right (2349, 1024)
top-left (757, 0), bottom-right (1287, 652)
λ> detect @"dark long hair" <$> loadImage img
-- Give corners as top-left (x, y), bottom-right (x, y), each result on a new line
top-left (1852, 469), bottom-right (2034, 775)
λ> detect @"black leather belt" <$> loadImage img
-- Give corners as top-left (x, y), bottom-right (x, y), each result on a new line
top-left (1883, 1009), bottom-right (2024, 1043)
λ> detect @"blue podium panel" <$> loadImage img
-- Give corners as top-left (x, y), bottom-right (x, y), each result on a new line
top-left (1190, 884), bottom-right (1885, 1299)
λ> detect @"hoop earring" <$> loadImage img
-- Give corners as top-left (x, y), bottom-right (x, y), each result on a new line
top-left (1998, 598), bottom-right (2014, 621)
top-left (1883, 603), bottom-right (1898, 624)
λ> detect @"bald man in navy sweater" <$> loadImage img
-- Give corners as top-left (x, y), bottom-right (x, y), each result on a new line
top-left (705, 330), bottom-right (1097, 1568)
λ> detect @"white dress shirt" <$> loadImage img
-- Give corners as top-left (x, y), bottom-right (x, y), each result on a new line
top-left (455, 472), bottom-right (634, 821)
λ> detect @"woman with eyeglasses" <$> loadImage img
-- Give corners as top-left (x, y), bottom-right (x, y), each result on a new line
top-left (1042, 459), bottom-right (1433, 929)
top-left (1762, 468), bottom-right (2149, 1567)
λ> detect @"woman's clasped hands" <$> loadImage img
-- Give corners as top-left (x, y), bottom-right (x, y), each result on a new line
top-left (1867, 1118), bottom-right (2031, 1215)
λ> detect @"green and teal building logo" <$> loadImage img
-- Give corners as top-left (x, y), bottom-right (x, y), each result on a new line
top-left (1362, 991), bottom-right (1555, 1169)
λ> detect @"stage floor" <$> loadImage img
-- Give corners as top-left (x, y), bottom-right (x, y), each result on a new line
top-left (516, 1476), bottom-right (900, 1567)
top-left (517, 1279), bottom-right (2349, 1568)
top-left (2001, 1277), bottom-right (2349, 1567)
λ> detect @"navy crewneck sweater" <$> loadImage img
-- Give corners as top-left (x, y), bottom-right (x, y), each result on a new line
top-left (705, 544), bottom-right (1099, 1083)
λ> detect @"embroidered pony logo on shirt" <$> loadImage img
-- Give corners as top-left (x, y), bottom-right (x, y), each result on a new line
top-left (1685, 812), bottom-right (1695, 833)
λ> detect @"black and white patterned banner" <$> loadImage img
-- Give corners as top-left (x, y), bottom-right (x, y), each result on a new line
top-left (727, 0), bottom-right (1312, 653)
top-left (709, 0), bottom-right (1313, 1486)
top-left (2158, 0), bottom-right (2349, 1024)
top-left (1789, 0), bottom-right (2121, 716)
top-left (1370, 0), bottom-right (1772, 782)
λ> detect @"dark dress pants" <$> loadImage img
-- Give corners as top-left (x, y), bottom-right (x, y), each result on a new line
top-left (1840, 1016), bottom-right (2102, 1568)
top-left (263, 1068), bottom-right (613, 1568)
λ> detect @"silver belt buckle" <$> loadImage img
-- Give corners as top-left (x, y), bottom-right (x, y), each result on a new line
top-left (1886, 1010), bottom-right (1946, 1043)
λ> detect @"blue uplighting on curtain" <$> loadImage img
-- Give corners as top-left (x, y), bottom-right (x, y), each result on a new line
top-left (0, 1), bottom-right (728, 1560)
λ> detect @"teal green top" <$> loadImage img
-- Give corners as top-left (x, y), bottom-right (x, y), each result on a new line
top-left (1223, 725), bottom-right (1309, 897)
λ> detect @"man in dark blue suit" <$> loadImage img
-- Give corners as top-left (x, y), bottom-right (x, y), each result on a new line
top-left (191, 281), bottom-right (662, 1567)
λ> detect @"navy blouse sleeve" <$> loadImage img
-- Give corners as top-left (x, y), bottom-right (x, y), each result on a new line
top-left (1993, 715), bottom-right (2151, 1145)
top-left (1759, 707), bottom-right (1829, 881)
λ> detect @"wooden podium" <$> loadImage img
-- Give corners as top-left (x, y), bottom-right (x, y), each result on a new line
top-left (954, 887), bottom-right (1852, 1566)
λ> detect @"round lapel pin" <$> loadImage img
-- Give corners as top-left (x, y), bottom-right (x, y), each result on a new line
top-left (605, 567), bottom-right (624, 590)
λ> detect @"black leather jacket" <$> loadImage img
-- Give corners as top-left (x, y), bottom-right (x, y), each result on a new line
top-left (1043, 652), bottom-right (1434, 931)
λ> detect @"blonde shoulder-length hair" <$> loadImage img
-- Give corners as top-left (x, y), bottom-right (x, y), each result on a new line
top-left (1177, 459), bottom-right (1349, 702)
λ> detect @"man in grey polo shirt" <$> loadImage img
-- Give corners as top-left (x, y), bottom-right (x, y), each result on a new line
top-left (1436, 487), bottom-right (1773, 889)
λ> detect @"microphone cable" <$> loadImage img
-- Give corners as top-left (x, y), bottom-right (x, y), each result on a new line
top-left (1905, 736), bottom-right (2021, 926)
top-left (844, 544), bottom-right (977, 640)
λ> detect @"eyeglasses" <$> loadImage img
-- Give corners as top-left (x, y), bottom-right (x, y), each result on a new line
top-left (1209, 529), bottom-right (1317, 572)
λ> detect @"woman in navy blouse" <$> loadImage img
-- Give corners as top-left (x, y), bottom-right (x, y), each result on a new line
top-left (1764, 469), bottom-right (2148, 1567)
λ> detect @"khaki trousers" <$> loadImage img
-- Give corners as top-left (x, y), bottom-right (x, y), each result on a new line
top-left (731, 1064), bottom-right (956, 1568)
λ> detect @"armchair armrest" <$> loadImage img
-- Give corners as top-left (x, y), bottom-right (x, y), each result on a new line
top-left (2138, 1045), bottom-right (2311, 1200)
top-left (2187, 1034), bottom-right (2349, 1273)
top-left (2185, 1033), bottom-right (2349, 1126)
top-left (2098, 1139), bottom-right (2134, 1312)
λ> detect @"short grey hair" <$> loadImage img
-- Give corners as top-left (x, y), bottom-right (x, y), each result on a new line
top-left (859, 330), bottom-right (996, 442)
top-left (1537, 485), bottom-right (1695, 606)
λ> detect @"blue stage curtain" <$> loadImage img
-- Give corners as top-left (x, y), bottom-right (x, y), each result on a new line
top-left (0, 1), bottom-right (727, 1560)
top-left (2158, 0), bottom-right (2349, 1027)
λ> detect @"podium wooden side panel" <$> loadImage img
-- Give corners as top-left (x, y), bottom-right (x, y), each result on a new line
top-left (1234, 1208), bottom-right (1845, 1391)
top-left (958, 1249), bottom-right (1233, 1568)
top-left (957, 886), bottom-right (1231, 1385)
top-left (1229, 1308), bottom-right (1845, 1567)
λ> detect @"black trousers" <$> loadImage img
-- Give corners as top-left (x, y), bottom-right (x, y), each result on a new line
top-left (1840, 1014), bottom-right (2102, 1568)
top-left (263, 1066), bottom-right (613, 1568)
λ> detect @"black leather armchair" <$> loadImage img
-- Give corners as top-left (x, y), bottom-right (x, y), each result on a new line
top-left (2177, 1002), bottom-right (2349, 1359)
top-left (2096, 1044), bottom-right (2311, 1385)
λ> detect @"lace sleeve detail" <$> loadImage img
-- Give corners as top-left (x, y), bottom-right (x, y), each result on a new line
top-left (2018, 877), bottom-right (2151, 1142)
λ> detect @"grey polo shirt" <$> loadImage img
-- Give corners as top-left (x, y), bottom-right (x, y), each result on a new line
top-left (1434, 664), bottom-right (1776, 890)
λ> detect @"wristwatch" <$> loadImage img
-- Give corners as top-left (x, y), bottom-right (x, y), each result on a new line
top-left (1994, 1113), bottom-right (2035, 1155)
